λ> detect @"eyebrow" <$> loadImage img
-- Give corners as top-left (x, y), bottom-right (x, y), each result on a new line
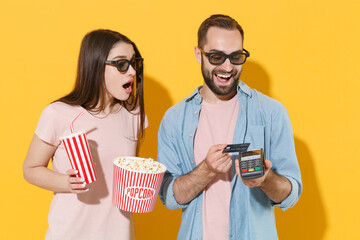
top-left (113, 53), bottom-right (136, 60)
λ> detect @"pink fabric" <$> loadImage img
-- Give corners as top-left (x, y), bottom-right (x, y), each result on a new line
top-left (194, 94), bottom-right (240, 240)
top-left (35, 102), bottom-right (148, 240)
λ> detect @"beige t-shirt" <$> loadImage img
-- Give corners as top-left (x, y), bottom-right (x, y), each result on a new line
top-left (35, 102), bottom-right (147, 240)
top-left (194, 94), bottom-right (240, 240)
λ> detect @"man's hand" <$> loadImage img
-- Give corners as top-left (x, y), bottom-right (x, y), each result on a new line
top-left (173, 144), bottom-right (231, 204)
top-left (204, 144), bottom-right (232, 173)
top-left (235, 159), bottom-right (272, 187)
top-left (235, 158), bottom-right (291, 203)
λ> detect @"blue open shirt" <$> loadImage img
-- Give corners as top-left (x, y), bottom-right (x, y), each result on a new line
top-left (157, 82), bottom-right (302, 240)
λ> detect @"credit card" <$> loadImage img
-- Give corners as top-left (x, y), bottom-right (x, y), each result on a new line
top-left (222, 143), bottom-right (250, 153)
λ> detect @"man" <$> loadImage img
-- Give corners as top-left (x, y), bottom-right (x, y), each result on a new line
top-left (157, 14), bottom-right (302, 240)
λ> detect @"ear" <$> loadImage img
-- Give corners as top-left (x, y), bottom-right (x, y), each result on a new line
top-left (194, 46), bottom-right (202, 63)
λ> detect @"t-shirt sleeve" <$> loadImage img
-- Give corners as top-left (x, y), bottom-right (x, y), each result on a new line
top-left (35, 104), bottom-right (63, 146)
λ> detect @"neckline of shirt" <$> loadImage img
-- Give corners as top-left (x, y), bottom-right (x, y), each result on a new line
top-left (79, 104), bottom-right (123, 119)
top-left (201, 93), bottom-right (239, 108)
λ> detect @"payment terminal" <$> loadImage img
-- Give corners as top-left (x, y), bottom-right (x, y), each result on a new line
top-left (239, 148), bottom-right (265, 179)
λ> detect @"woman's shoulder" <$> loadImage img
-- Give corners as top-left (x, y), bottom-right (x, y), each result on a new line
top-left (48, 101), bottom-right (78, 111)
top-left (35, 102), bottom-right (84, 145)
top-left (45, 101), bottom-right (84, 119)
top-left (37, 102), bottom-right (86, 130)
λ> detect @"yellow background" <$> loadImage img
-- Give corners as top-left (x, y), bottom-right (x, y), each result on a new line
top-left (1, 0), bottom-right (359, 239)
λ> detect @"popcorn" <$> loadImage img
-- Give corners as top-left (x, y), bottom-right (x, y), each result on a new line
top-left (113, 157), bottom-right (166, 174)
top-left (113, 156), bottom-right (166, 212)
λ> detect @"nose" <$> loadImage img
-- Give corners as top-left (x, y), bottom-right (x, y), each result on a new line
top-left (127, 64), bottom-right (136, 76)
top-left (220, 58), bottom-right (233, 72)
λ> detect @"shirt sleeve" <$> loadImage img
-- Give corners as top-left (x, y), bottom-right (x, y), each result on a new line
top-left (157, 111), bottom-right (189, 210)
top-left (35, 104), bottom-right (63, 146)
top-left (269, 105), bottom-right (303, 210)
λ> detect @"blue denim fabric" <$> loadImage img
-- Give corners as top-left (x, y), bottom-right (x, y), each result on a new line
top-left (157, 82), bottom-right (302, 240)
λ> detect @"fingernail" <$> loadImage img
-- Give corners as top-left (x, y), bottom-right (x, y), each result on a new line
top-left (74, 170), bottom-right (78, 174)
top-left (80, 178), bottom-right (85, 182)
top-left (81, 184), bottom-right (86, 188)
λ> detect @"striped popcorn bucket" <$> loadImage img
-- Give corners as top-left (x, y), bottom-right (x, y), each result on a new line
top-left (112, 158), bottom-right (166, 213)
top-left (60, 131), bottom-right (97, 184)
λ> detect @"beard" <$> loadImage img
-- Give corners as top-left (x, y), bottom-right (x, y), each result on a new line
top-left (201, 59), bottom-right (241, 96)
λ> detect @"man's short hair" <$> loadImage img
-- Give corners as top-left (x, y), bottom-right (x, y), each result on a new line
top-left (198, 14), bottom-right (244, 48)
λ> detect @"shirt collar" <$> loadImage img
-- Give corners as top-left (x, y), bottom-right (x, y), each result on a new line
top-left (238, 81), bottom-right (252, 97)
top-left (185, 81), bottom-right (252, 103)
top-left (185, 86), bottom-right (202, 103)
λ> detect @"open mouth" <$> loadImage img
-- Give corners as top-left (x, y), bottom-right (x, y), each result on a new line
top-left (123, 82), bottom-right (132, 89)
top-left (215, 73), bottom-right (232, 82)
top-left (123, 80), bottom-right (133, 94)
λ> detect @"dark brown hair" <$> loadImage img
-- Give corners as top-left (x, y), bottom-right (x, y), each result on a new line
top-left (198, 14), bottom-right (244, 48)
top-left (56, 29), bottom-right (145, 139)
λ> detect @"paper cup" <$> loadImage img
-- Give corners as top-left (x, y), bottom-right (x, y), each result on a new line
top-left (60, 131), bottom-right (97, 184)
top-left (112, 157), bottom-right (166, 213)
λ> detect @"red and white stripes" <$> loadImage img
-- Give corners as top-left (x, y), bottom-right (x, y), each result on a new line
top-left (61, 131), bottom-right (97, 184)
top-left (112, 164), bottom-right (164, 213)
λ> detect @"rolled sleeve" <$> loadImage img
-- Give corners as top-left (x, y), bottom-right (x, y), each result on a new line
top-left (160, 173), bottom-right (189, 210)
top-left (157, 111), bottom-right (189, 210)
top-left (272, 176), bottom-right (301, 210)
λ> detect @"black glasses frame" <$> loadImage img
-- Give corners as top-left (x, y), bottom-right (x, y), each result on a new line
top-left (104, 58), bottom-right (143, 73)
top-left (199, 48), bottom-right (250, 65)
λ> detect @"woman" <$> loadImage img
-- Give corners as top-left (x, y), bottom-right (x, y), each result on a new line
top-left (23, 29), bottom-right (146, 240)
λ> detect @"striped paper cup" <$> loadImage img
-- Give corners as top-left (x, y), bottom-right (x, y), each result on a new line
top-left (60, 131), bottom-right (97, 184)
top-left (112, 157), bottom-right (166, 213)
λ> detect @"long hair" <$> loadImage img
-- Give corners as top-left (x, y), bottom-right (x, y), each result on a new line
top-left (56, 29), bottom-right (145, 139)
top-left (198, 14), bottom-right (244, 48)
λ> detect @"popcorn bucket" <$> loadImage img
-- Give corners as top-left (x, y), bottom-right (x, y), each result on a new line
top-left (60, 131), bottom-right (97, 184)
top-left (112, 157), bottom-right (166, 213)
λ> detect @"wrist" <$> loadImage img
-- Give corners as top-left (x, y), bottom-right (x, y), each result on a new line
top-left (200, 160), bottom-right (217, 178)
top-left (259, 169), bottom-right (273, 188)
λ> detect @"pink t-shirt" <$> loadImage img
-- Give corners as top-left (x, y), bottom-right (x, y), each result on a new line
top-left (35, 102), bottom-right (147, 240)
top-left (194, 94), bottom-right (240, 240)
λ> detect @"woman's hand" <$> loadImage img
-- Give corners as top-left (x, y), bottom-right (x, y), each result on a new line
top-left (66, 169), bottom-right (89, 193)
top-left (23, 134), bottom-right (89, 193)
